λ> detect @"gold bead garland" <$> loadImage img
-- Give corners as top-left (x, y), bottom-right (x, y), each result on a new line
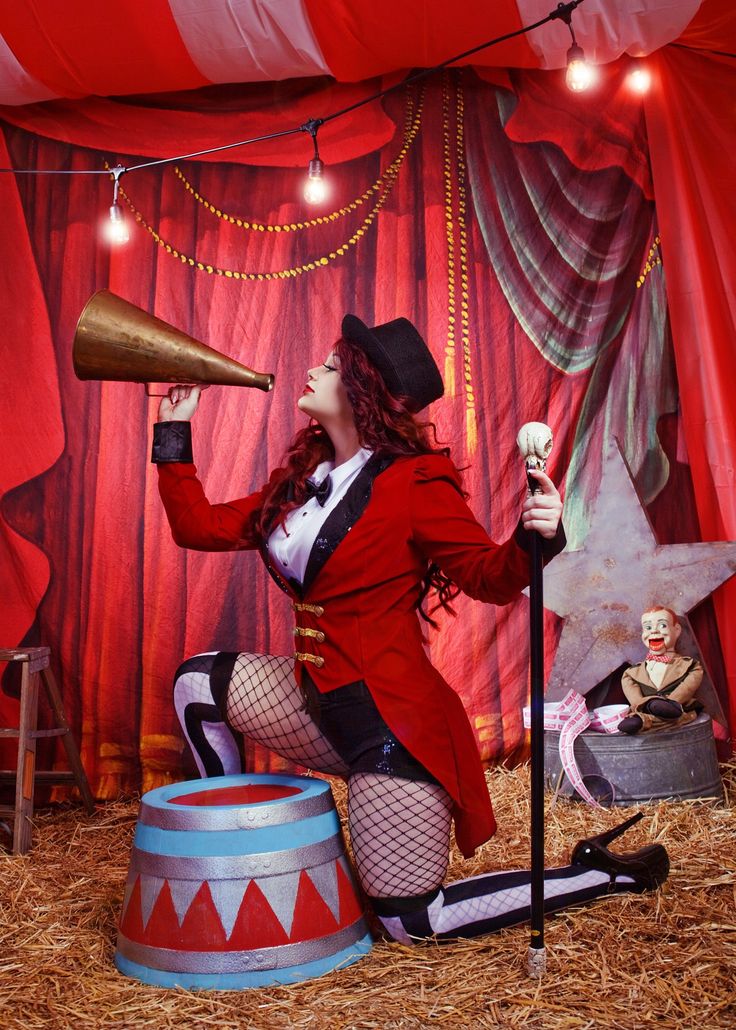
top-left (442, 77), bottom-right (457, 399)
top-left (119, 179), bottom-right (394, 278)
top-left (443, 72), bottom-right (476, 454)
top-left (455, 78), bottom-right (477, 455)
top-left (173, 88), bottom-right (424, 233)
top-left (636, 234), bottom-right (662, 287)
top-left (114, 86), bottom-right (425, 279)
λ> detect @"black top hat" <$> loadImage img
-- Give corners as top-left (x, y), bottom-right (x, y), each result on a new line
top-left (341, 314), bottom-right (444, 412)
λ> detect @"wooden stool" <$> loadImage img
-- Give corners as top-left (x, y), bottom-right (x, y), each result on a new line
top-left (0, 647), bottom-right (95, 854)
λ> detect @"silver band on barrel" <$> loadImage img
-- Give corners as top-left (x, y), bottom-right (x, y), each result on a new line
top-left (139, 784), bottom-right (335, 831)
top-left (130, 833), bottom-right (347, 880)
top-left (116, 918), bottom-right (369, 973)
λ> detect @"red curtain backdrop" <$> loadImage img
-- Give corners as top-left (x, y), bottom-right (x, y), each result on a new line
top-left (644, 45), bottom-right (736, 744)
top-left (0, 58), bottom-right (732, 797)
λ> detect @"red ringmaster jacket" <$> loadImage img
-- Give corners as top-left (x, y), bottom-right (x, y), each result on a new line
top-left (157, 446), bottom-right (563, 857)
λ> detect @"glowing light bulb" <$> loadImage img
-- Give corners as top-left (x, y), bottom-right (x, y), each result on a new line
top-left (106, 202), bottom-right (130, 244)
top-left (566, 43), bottom-right (594, 92)
top-left (304, 158), bottom-right (327, 204)
top-left (628, 66), bottom-right (651, 94)
top-left (104, 165), bottom-right (130, 244)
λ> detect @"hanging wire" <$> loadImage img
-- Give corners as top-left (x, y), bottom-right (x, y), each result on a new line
top-left (0, 2), bottom-right (587, 179)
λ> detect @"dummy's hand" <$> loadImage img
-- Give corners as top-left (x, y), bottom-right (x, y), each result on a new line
top-left (521, 469), bottom-right (563, 539)
top-left (158, 384), bottom-right (208, 422)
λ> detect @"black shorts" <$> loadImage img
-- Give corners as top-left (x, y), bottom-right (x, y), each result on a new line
top-left (301, 673), bottom-right (440, 786)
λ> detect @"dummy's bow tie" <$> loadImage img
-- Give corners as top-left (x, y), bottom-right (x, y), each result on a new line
top-left (646, 652), bottom-right (672, 663)
top-left (304, 474), bottom-right (332, 506)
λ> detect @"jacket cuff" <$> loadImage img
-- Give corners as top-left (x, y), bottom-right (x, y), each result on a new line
top-left (514, 519), bottom-right (567, 563)
top-left (151, 421), bottom-right (193, 463)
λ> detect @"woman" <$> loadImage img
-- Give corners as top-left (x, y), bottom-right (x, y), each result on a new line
top-left (153, 313), bottom-right (669, 943)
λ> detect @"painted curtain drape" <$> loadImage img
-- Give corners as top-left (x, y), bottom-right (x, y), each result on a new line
top-left (0, 67), bottom-right (729, 798)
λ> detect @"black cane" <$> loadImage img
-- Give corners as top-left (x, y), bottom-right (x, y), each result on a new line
top-left (528, 514), bottom-right (546, 976)
top-left (517, 423), bottom-right (553, 979)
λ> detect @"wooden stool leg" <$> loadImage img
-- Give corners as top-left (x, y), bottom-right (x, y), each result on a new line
top-left (14, 663), bottom-right (40, 855)
top-left (40, 667), bottom-right (95, 814)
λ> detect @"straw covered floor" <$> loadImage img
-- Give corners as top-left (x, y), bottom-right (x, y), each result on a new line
top-left (1, 762), bottom-right (734, 1030)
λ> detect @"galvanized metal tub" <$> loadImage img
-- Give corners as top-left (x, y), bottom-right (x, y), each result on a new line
top-left (544, 713), bottom-right (724, 805)
top-left (115, 774), bottom-right (371, 989)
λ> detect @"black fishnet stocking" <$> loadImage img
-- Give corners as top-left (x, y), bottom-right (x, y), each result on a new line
top-left (348, 772), bottom-right (453, 898)
top-left (226, 653), bottom-right (348, 776)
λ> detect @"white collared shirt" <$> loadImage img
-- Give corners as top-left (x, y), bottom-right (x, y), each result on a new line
top-left (645, 660), bottom-right (668, 688)
top-left (267, 447), bottom-right (373, 585)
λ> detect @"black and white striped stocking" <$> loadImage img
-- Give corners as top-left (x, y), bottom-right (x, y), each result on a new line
top-left (348, 772), bottom-right (633, 943)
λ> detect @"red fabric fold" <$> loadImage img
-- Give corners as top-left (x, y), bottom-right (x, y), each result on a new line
top-left (0, 130), bottom-right (64, 766)
top-left (0, 0), bottom-right (207, 98)
top-left (502, 63), bottom-right (654, 200)
top-left (675, 0), bottom-right (736, 51)
top-left (0, 78), bottom-right (401, 167)
top-left (303, 0), bottom-right (539, 81)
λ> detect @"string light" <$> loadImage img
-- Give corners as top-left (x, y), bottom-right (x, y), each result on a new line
top-left (628, 63), bottom-right (652, 94)
top-left (566, 43), bottom-right (594, 92)
top-left (550, 1), bottom-right (595, 93)
top-left (105, 165), bottom-right (129, 244)
top-left (301, 118), bottom-right (327, 205)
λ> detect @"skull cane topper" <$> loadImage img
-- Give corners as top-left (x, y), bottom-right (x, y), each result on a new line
top-left (516, 422), bottom-right (553, 472)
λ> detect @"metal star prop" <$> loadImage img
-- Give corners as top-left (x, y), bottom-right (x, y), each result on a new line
top-left (543, 441), bottom-right (735, 724)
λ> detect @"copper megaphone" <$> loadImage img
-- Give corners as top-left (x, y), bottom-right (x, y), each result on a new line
top-left (73, 290), bottom-right (274, 393)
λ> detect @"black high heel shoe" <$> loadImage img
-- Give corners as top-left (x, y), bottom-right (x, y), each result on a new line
top-left (571, 811), bottom-right (670, 893)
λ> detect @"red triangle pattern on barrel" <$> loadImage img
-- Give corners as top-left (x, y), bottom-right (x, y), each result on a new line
top-left (289, 869), bottom-right (341, 943)
top-left (336, 858), bottom-right (365, 927)
top-left (118, 875), bottom-right (145, 941)
top-left (119, 876), bottom-right (135, 926)
top-left (228, 880), bottom-right (291, 950)
top-left (304, 860), bottom-right (340, 924)
top-left (139, 879), bottom-right (188, 949)
top-left (118, 863), bottom-right (366, 953)
top-left (138, 874), bottom-right (166, 929)
top-left (175, 881), bottom-right (230, 951)
top-left (167, 877), bottom-right (206, 927)
top-left (254, 870), bottom-right (301, 938)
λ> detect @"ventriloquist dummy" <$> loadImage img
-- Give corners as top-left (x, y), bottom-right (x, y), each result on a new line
top-left (618, 606), bottom-right (703, 735)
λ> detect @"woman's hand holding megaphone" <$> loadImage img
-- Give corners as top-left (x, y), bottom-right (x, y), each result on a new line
top-left (158, 384), bottom-right (210, 422)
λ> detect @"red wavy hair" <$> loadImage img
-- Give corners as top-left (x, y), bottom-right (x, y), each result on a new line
top-left (253, 337), bottom-right (459, 624)
top-left (642, 605), bottom-right (680, 625)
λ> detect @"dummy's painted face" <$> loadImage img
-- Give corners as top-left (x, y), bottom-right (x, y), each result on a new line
top-left (297, 351), bottom-right (354, 427)
top-left (641, 609), bottom-right (681, 654)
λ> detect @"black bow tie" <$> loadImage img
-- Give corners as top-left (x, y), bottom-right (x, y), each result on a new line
top-left (304, 474), bottom-right (332, 506)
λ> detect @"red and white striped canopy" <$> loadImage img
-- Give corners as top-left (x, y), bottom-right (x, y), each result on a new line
top-left (0, 0), bottom-right (731, 106)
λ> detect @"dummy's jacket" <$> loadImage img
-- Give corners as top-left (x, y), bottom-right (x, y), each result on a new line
top-left (157, 447), bottom-right (564, 857)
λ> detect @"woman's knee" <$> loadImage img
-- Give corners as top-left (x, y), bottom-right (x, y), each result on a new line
top-left (370, 889), bottom-right (444, 944)
top-left (173, 651), bottom-right (237, 712)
